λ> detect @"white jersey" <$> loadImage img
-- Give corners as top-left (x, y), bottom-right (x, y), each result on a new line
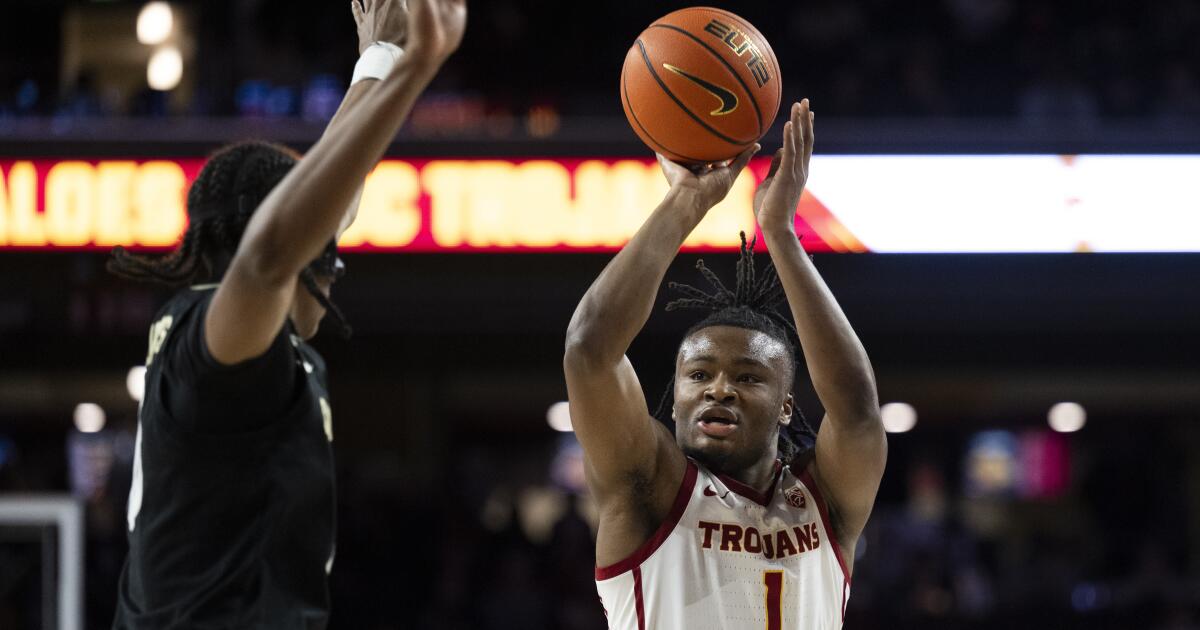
top-left (595, 459), bottom-right (850, 630)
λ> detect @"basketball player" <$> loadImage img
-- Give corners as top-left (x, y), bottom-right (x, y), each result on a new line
top-left (564, 99), bottom-right (886, 629)
top-left (107, 0), bottom-right (466, 627)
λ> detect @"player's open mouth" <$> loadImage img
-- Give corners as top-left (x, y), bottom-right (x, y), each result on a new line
top-left (696, 407), bottom-right (739, 437)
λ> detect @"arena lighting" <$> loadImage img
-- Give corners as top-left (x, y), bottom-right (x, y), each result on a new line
top-left (137, 2), bottom-right (174, 45)
top-left (127, 366), bottom-right (147, 403)
top-left (73, 403), bottom-right (106, 434)
top-left (147, 47), bottom-right (183, 91)
top-left (1048, 402), bottom-right (1086, 433)
top-left (880, 402), bottom-right (917, 433)
top-left (547, 401), bottom-right (573, 432)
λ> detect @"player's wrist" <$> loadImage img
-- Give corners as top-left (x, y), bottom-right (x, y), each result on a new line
top-left (665, 184), bottom-right (709, 217)
top-left (760, 217), bottom-right (798, 238)
top-left (351, 41), bottom-right (404, 86)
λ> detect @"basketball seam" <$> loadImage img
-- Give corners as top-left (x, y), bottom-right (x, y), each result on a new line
top-left (635, 39), bottom-right (748, 147)
top-left (703, 7), bottom-right (782, 116)
top-left (705, 7), bottom-right (782, 85)
top-left (650, 23), bottom-right (764, 136)
top-left (624, 46), bottom-right (709, 163)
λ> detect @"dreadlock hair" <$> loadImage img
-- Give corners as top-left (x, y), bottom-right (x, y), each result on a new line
top-left (653, 232), bottom-right (818, 464)
top-left (108, 140), bottom-right (300, 286)
top-left (108, 140), bottom-right (353, 338)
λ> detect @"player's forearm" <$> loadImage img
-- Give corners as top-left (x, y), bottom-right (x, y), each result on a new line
top-left (322, 77), bottom-right (378, 137)
top-left (317, 78), bottom-right (380, 237)
top-left (764, 227), bottom-right (880, 424)
top-left (233, 55), bottom-right (440, 284)
top-left (565, 187), bottom-right (707, 364)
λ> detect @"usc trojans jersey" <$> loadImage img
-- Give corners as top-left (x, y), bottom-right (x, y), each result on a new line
top-left (595, 459), bottom-right (850, 630)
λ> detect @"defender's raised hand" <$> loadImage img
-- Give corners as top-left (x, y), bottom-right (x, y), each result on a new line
top-left (406, 0), bottom-right (467, 68)
top-left (352, 0), bottom-right (409, 54)
top-left (753, 99), bottom-right (815, 234)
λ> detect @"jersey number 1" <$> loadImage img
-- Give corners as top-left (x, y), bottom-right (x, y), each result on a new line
top-left (764, 570), bottom-right (783, 630)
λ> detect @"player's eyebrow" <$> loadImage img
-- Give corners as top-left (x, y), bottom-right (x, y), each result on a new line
top-left (682, 354), bottom-right (769, 369)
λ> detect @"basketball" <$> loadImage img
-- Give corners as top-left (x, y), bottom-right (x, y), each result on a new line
top-left (620, 7), bottom-right (782, 164)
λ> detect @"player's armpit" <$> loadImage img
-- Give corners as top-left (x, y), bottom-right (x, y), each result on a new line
top-left (811, 411), bottom-right (887, 543)
top-left (563, 350), bottom-right (686, 500)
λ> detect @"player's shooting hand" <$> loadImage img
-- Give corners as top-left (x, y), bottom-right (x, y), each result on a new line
top-left (658, 144), bottom-right (759, 213)
top-left (406, 0), bottom-right (467, 68)
top-left (753, 99), bottom-right (814, 235)
top-left (352, 0), bottom-right (409, 54)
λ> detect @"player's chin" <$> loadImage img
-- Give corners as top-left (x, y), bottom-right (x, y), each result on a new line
top-left (680, 434), bottom-right (738, 469)
top-left (295, 310), bottom-right (326, 340)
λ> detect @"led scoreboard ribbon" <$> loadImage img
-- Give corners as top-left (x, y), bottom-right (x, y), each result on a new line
top-left (3, 156), bottom-right (1199, 253)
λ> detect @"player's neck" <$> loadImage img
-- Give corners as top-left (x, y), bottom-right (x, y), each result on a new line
top-left (716, 456), bottom-right (781, 496)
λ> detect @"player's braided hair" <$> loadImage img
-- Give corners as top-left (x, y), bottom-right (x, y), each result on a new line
top-left (108, 140), bottom-right (352, 337)
top-left (108, 141), bottom-right (299, 285)
top-left (653, 232), bottom-right (818, 463)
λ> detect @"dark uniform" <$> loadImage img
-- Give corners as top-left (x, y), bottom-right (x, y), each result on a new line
top-left (114, 286), bottom-right (336, 629)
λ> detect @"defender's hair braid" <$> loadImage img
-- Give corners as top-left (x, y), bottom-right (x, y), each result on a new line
top-left (107, 222), bottom-right (208, 285)
top-left (108, 141), bottom-right (297, 286)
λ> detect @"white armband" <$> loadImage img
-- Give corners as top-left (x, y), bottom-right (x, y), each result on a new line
top-left (351, 42), bottom-right (404, 86)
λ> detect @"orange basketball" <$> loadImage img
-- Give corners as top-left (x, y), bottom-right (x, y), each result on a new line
top-left (620, 7), bottom-right (782, 164)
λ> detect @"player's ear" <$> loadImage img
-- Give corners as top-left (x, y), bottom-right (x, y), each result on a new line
top-left (779, 394), bottom-right (794, 426)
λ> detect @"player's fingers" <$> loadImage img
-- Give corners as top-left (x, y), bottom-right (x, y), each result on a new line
top-left (792, 101), bottom-right (803, 148)
top-left (656, 153), bottom-right (687, 180)
top-left (351, 0), bottom-right (362, 20)
top-left (780, 121), bottom-right (796, 171)
top-left (766, 149), bottom-right (783, 178)
top-left (728, 143), bottom-right (760, 176)
top-left (800, 99), bottom-right (814, 166)
top-left (803, 111), bottom-right (814, 166)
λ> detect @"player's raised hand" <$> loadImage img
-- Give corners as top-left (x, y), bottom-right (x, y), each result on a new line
top-left (657, 144), bottom-right (759, 213)
top-left (753, 99), bottom-right (815, 234)
top-left (406, 0), bottom-right (467, 68)
top-left (352, 0), bottom-right (409, 54)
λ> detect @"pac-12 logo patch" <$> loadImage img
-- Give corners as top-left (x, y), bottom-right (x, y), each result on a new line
top-left (785, 485), bottom-right (806, 509)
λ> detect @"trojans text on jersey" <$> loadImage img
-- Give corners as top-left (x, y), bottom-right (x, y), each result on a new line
top-left (697, 520), bottom-right (822, 560)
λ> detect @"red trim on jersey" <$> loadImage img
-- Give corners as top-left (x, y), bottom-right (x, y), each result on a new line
top-left (594, 460), bottom-right (698, 580)
top-left (799, 466), bottom-right (852, 585)
top-left (633, 566), bottom-right (647, 630)
top-left (715, 460), bottom-right (783, 507)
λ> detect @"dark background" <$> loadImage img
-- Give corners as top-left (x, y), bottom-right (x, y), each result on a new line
top-left (2, 1), bottom-right (1200, 629)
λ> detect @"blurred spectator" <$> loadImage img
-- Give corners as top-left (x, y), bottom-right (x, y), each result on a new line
top-left (943, 0), bottom-right (1013, 41)
top-left (1156, 63), bottom-right (1200, 121)
top-left (6, 1), bottom-right (1198, 121)
top-left (236, 80), bottom-right (299, 118)
top-left (302, 74), bottom-right (344, 123)
top-left (1018, 55), bottom-right (1100, 126)
top-left (56, 71), bottom-right (107, 118)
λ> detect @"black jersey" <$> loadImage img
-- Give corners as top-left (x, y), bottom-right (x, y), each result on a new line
top-left (114, 286), bottom-right (336, 630)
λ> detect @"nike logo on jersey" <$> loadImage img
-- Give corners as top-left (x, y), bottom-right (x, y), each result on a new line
top-left (698, 520), bottom-right (821, 560)
top-left (662, 63), bottom-right (739, 115)
top-left (703, 485), bottom-right (731, 499)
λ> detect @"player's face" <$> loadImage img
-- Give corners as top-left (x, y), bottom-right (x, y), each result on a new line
top-left (673, 326), bottom-right (793, 473)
